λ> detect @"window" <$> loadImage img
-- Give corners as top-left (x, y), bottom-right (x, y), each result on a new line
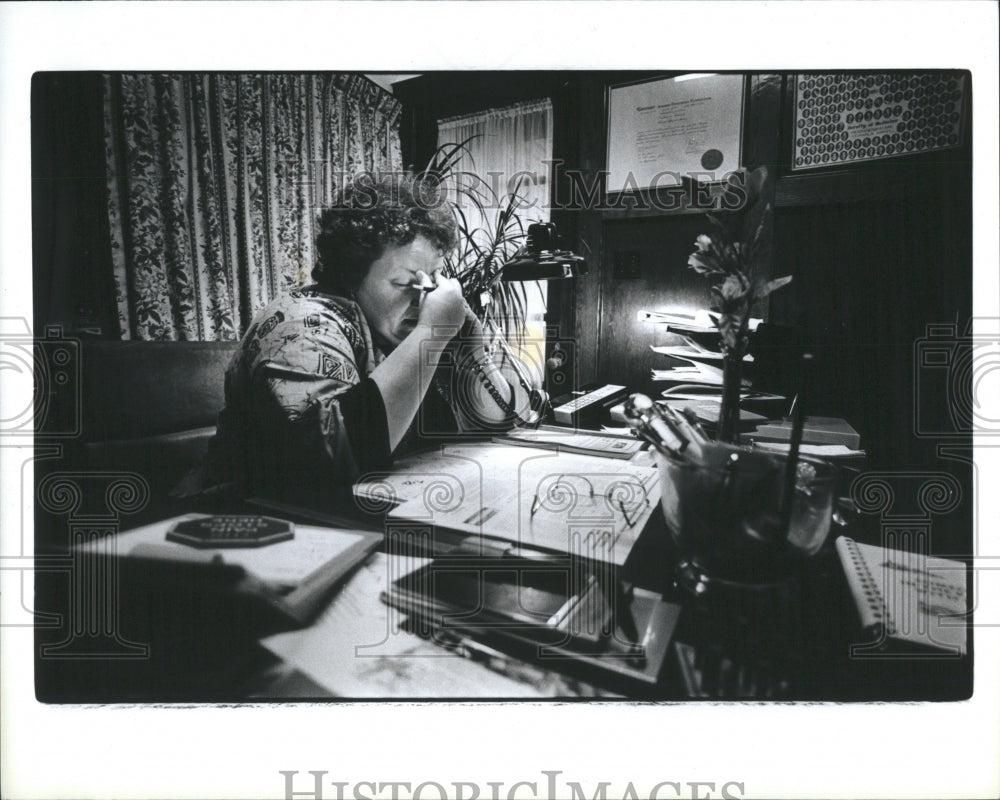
top-left (437, 99), bottom-right (553, 375)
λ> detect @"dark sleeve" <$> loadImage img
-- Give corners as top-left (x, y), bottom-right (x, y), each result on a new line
top-left (337, 377), bottom-right (392, 473)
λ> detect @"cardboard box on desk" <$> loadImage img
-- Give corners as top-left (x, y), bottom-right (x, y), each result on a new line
top-left (753, 416), bottom-right (861, 449)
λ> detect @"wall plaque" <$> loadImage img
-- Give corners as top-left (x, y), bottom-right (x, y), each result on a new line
top-left (792, 73), bottom-right (966, 170)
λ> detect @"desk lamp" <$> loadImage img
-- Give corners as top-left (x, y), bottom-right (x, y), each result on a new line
top-left (495, 222), bottom-right (587, 426)
top-left (501, 221), bottom-right (587, 282)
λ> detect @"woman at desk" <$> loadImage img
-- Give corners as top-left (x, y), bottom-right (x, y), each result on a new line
top-left (180, 174), bottom-right (525, 498)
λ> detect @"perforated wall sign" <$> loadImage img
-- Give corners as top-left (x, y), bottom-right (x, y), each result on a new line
top-left (792, 73), bottom-right (965, 170)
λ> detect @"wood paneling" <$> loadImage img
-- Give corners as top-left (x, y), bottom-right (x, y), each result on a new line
top-left (394, 70), bottom-right (973, 503)
top-left (596, 214), bottom-right (717, 395)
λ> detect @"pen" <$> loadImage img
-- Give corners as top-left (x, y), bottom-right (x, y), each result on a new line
top-left (787, 392), bottom-right (799, 420)
top-left (409, 271), bottom-right (437, 293)
top-left (628, 614), bottom-right (656, 667)
top-left (409, 275), bottom-right (436, 314)
top-left (451, 536), bottom-right (562, 562)
top-left (624, 394), bottom-right (688, 458)
top-left (662, 404), bottom-right (706, 461)
top-left (779, 354), bottom-right (812, 538)
top-left (679, 406), bottom-right (710, 444)
top-left (545, 573), bottom-right (598, 628)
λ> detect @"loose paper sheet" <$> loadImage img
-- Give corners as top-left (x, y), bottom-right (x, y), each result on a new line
top-left (366, 443), bottom-right (660, 566)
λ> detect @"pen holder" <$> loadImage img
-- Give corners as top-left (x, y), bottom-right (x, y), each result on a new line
top-left (657, 443), bottom-right (837, 594)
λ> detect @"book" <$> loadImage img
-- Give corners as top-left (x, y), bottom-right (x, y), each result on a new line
top-left (661, 397), bottom-right (768, 432)
top-left (754, 416), bottom-right (861, 449)
top-left (77, 513), bottom-right (381, 629)
top-left (835, 536), bottom-right (967, 657)
top-left (749, 440), bottom-right (866, 460)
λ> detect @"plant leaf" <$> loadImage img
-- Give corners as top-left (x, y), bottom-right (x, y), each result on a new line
top-left (753, 274), bottom-right (792, 299)
top-left (687, 252), bottom-right (724, 276)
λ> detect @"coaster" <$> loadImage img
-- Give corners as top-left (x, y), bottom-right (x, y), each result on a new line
top-left (165, 515), bottom-right (294, 548)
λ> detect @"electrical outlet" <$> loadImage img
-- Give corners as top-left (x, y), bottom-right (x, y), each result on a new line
top-left (612, 250), bottom-right (641, 280)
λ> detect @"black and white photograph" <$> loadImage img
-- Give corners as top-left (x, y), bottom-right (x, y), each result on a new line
top-left (2, 3), bottom-right (999, 800)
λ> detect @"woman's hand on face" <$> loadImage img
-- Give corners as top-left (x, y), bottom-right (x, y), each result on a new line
top-left (415, 269), bottom-right (469, 339)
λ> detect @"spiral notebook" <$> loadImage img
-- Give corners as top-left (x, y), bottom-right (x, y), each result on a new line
top-left (835, 536), bottom-right (967, 657)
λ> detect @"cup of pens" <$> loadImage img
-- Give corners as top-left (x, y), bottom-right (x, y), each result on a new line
top-left (625, 394), bottom-right (837, 593)
top-left (659, 443), bottom-right (836, 591)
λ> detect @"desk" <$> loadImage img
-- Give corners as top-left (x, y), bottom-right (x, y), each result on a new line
top-left (34, 440), bottom-right (972, 702)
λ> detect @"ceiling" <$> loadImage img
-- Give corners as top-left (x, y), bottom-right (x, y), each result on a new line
top-left (364, 74), bottom-right (420, 95)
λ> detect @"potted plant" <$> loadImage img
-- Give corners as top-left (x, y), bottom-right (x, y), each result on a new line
top-left (420, 138), bottom-right (537, 349)
top-left (686, 166), bottom-right (792, 442)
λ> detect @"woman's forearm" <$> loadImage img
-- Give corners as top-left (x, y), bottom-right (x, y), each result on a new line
top-left (369, 321), bottom-right (445, 450)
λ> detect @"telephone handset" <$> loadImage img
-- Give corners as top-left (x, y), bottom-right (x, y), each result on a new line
top-left (551, 383), bottom-right (628, 426)
top-left (454, 320), bottom-right (547, 426)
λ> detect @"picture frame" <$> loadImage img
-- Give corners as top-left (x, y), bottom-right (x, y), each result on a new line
top-left (790, 72), bottom-right (968, 171)
top-left (606, 73), bottom-right (746, 194)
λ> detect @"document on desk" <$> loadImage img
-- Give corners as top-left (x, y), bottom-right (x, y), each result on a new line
top-left (353, 445), bottom-right (492, 507)
top-left (361, 443), bottom-right (661, 566)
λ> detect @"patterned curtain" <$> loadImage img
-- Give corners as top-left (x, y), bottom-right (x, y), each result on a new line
top-left (103, 74), bottom-right (402, 341)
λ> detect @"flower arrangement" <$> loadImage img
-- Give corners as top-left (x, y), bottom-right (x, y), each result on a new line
top-left (687, 166), bottom-right (792, 440)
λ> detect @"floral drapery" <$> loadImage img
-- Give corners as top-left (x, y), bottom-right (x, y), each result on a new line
top-left (103, 73), bottom-right (402, 341)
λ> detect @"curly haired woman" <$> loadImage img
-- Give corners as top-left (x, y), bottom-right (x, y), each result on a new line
top-left (182, 173), bottom-right (526, 498)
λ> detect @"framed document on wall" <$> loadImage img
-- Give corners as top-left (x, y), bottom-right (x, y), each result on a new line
top-left (606, 73), bottom-right (745, 194)
top-left (791, 72), bottom-right (967, 170)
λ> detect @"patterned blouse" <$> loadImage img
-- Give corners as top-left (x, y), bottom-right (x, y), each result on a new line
top-left (185, 286), bottom-right (460, 498)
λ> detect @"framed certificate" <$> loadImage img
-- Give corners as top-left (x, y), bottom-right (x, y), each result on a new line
top-left (606, 73), bottom-right (745, 194)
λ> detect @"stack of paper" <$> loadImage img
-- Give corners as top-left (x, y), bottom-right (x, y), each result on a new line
top-left (753, 416), bottom-right (861, 449)
top-left (651, 342), bottom-right (754, 363)
top-left (651, 354), bottom-right (751, 387)
top-left (638, 308), bottom-right (763, 333)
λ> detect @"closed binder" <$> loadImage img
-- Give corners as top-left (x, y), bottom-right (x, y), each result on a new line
top-left (835, 536), bottom-right (967, 657)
